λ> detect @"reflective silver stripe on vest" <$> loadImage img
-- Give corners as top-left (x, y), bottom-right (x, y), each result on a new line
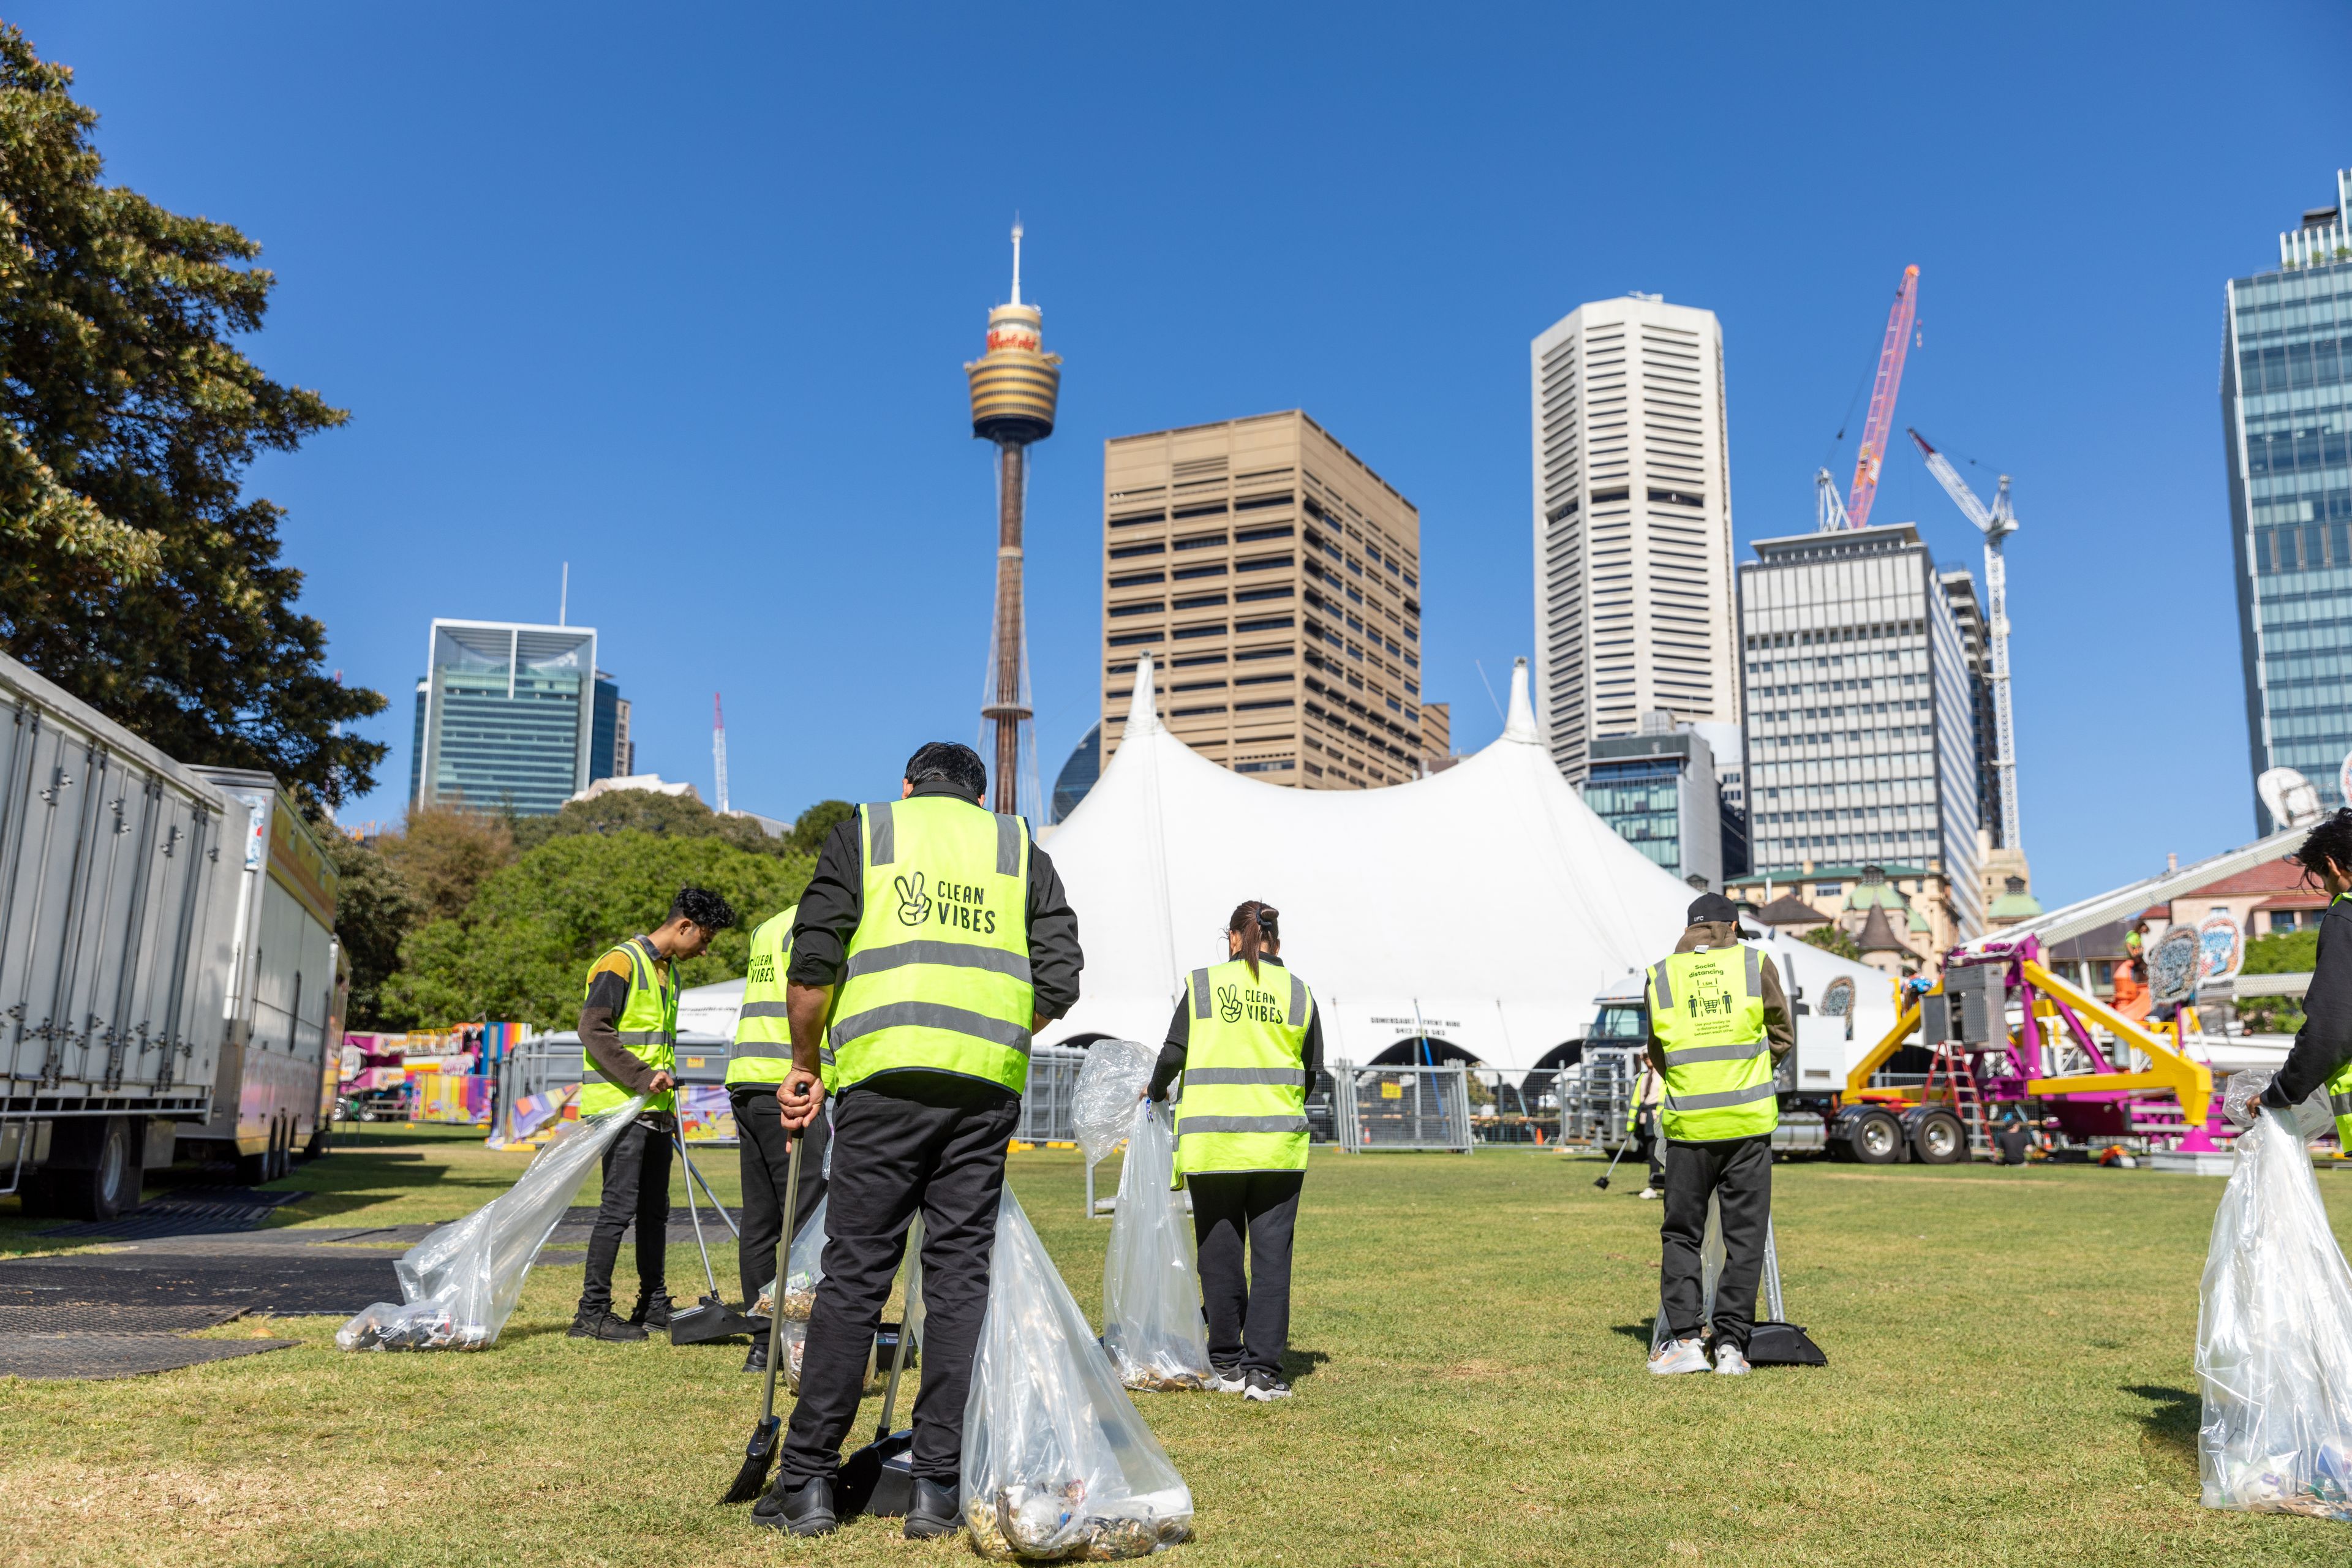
top-left (843, 941), bottom-right (1033, 983)
top-left (1651, 962), bottom-right (1674, 1009)
top-left (737, 1001), bottom-right (792, 1019)
top-left (1665, 1080), bottom-right (1779, 1112)
top-left (734, 1041), bottom-right (791, 1058)
top-left (1193, 968), bottom-right (1213, 1020)
top-left (820, 1044), bottom-right (835, 1066)
top-left (614, 1030), bottom-right (674, 1046)
top-left (868, 800), bottom-right (895, 866)
top-left (1744, 946), bottom-right (1760, 994)
top-left (1176, 1114), bottom-right (1311, 1137)
top-left (995, 813), bottom-right (1022, 876)
top-left (827, 1001), bottom-right (1033, 1053)
top-left (1183, 1066), bottom-right (1302, 1086)
top-left (1661, 1037), bottom-right (1770, 1066)
top-left (2333, 1092), bottom-right (2352, 1117)
top-left (1288, 972), bottom-right (1306, 1026)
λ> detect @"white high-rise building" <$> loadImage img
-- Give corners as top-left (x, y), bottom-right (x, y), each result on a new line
top-left (1531, 294), bottom-right (1741, 784)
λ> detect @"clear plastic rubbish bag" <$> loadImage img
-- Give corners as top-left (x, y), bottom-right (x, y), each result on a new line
top-left (2198, 1071), bottom-right (2352, 1521)
top-left (963, 1189), bottom-right (1194, 1559)
top-left (337, 1096), bottom-right (647, 1352)
top-left (753, 1194), bottom-right (829, 1321)
top-left (1101, 1099), bottom-right (1211, 1392)
top-left (1073, 1039), bottom-right (1157, 1170)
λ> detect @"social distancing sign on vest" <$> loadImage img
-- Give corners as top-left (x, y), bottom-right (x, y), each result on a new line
top-left (1646, 945), bottom-right (1777, 1142)
top-left (581, 937), bottom-right (677, 1117)
top-left (729, 904), bottom-right (799, 1088)
top-left (1172, 959), bottom-right (1314, 1182)
top-left (827, 797), bottom-right (1035, 1096)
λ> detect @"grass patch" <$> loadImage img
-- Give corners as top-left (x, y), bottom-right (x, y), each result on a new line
top-left (4, 1133), bottom-right (2351, 1566)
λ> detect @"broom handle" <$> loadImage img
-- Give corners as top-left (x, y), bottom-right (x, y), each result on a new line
top-left (765, 1128), bottom-right (803, 1408)
top-left (677, 1142), bottom-right (741, 1238)
top-left (677, 1131), bottom-right (720, 1297)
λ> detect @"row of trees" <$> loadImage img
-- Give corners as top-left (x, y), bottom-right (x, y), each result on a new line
top-left (330, 791), bottom-right (853, 1033)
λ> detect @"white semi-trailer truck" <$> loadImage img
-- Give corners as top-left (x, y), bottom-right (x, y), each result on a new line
top-left (0, 650), bottom-right (344, 1219)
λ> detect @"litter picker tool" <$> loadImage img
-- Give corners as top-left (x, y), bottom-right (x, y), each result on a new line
top-left (839, 1216), bottom-right (922, 1518)
top-left (671, 1129), bottom-right (761, 1346)
top-left (1595, 1068), bottom-right (1651, 1190)
top-left (723, 1127), bottom-right (803, 1504)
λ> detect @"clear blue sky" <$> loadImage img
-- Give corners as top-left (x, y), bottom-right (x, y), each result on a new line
top-left (20, 2), bottom-right (2352, 904)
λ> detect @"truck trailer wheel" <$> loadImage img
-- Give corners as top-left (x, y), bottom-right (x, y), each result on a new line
top-left (1849, 1109), bottom-right (1905, 1166)
top-left (1911, 1109), bottom-right (1967, 1166)
top-left (47, 1117), bottom-right (142, 1222)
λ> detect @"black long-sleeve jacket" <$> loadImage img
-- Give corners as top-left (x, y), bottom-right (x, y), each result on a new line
top-left (2263, 895), bottom-right (2352, 1110)
top-left (1146, 955), bottom-right (1325, 1102)
top-left (785, 780), bottom-right (1083, 1020)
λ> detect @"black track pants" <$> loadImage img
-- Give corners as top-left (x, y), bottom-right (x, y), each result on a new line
top-left (1189, 1169), bottom-right (1303, 1378)
top-left (579, 1119), bottom-right (673, 1314)
top-left (1659, 1133), bottom-right (1773, 1352)
top-left (778, 1078), bottom-right (1020, 1488)
top-left (731, 1085), bottom-right (832, 1304)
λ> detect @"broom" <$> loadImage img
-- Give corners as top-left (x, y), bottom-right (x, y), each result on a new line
top-left (722, 1127), bottom-right (803, 1504)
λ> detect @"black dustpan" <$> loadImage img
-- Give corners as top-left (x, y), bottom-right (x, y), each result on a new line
top-left (845, 1232), bottom-right (924, 1518)
top-left (1746, 1319), bottom-right (1826, 1366)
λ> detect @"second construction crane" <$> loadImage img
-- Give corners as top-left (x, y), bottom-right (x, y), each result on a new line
top-left (1911, 429), bottom-right (2022, 853)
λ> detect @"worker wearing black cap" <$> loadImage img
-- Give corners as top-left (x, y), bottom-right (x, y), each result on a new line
top-left (1643, 891), bottom-right (1794, 1378)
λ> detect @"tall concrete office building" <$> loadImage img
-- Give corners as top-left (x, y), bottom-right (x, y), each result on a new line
top-left (1098, 411), bottom-right (1441, 789)
top-left (1737, 522), bottom-right (1984, 938)
top-left (1531, 293), bottom-right (1740, 785)
top-left (2227, 165), bottom-right (2352, 830)
top-left (409, 620), bottom-right (603, 815)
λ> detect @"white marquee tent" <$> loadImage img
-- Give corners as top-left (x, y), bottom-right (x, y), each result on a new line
top-left (1039, 655), bottom-right (1898, 1071)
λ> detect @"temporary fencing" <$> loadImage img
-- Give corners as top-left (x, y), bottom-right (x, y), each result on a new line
top-left (1329, 1063), bottom-right (1473, 1152)
top-left (1558, 1046), bottom-right (1645, 1152)
top-left (1464, 1068), bottom-right (1564, 1145)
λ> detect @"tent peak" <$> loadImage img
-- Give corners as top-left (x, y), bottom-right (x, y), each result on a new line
top-left (1126, 653), bottom-right (1160, 735)
top-left (1503, 656), bottom-right (1540, 743)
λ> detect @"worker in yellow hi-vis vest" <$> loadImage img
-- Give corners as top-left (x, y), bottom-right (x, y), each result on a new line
top-left (1149, 900), bottom-right (1323, 1403)
top-left (729, 900), bottom-right (827, 1374)
top-left (570, 886), bottom-right (737, 1343)
top-left (1643, 892), bottom-right (1793, 1378)
top-left (753, 742), bottom-right (1083, 1541)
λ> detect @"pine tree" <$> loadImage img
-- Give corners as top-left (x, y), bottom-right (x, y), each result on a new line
top-left (0, 25), bottom-right (385, 804)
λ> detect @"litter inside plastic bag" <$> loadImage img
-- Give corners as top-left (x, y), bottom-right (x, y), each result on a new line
top-left (1101, 1099), bottom-right (1211, 1392)
top-left (964, 1188), bottom-right (1194, 1559)
top-left (752, 1194), bottom-right (829, 1321)
top-left (2198, 1070), bottom-right (2352, 1521)
top-left (1072, 1039), bottom-right (1157, 1170)
top-left (336, 1095), bottom-right (647, 1352)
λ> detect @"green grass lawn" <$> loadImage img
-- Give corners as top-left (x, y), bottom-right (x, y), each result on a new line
top-left (5, 1129), bottom-right (2352, 1567)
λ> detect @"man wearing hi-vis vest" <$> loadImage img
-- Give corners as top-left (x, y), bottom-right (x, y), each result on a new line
top-left (2259, 810), bottom-right (2352, 1150)
top-left (570, 886), bottom-right (737, 1343)
top-left (753, 742), bottom-right (1082, 1541)
top-left (729, 901), bottom-right (828, 1373)
top-left (1644, 891), bottom-right (1793, 1378)
top-left (1148, 899), bottom-right (1322, 1403)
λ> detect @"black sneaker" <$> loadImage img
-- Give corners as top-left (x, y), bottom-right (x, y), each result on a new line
top-left (567, 1308), bottom-right (648, 1342)
top-left (752, 1476), bottom-right (838, 1537)
top-left (904, 1477), bottom-right (960, 1540)
top-left (628, 1291), bottom-right (674, 1330)
top-left (742, 1340), bottom-right (768, 1374)
top-left (1205, 1363), bottom-right (1246, 1393)
top-left (1243, 1370), bottom-right (1292, 1402)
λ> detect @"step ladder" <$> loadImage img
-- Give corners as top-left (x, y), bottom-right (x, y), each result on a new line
top-left (1923, 1042), bottom-right (1991, 1155)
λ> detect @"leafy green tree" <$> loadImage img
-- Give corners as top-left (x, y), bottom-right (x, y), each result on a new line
top-left (2243, 929), bottom-right (2318, 974)
top-left (319, 830), bottom-right (424, 1030)
top-left (384, 831), bottom-right (813, 1030)
top-left (789, 799), bottom-right (856, 857)
top-left (510, 786), bottom-right (785, 856)
top-left (1801, 925), bottom-right (1864, 962)
top-left (382, 802), bottom-right (517, 919)
top-left (0, 26), bottom-right (383, 805)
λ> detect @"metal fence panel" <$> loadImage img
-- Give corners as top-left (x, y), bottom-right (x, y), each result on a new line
top-left (1018, 1045), bottom-right (1085, 1145)
top-left (1465, 1068), bottom-right (1564, 1145)
top-left (1557, 1045), bottom-right (1645, 1151)
top-left (1333, 1064), bottom-right (1472, 1152)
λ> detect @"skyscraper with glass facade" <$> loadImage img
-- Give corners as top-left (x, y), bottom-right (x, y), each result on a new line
top-left (1736, 522), bottom-right (1984, 938)
top-left (2227, 166), bottom-right (2352, 832)
top-left (410, 620), bottom-right (600, 815)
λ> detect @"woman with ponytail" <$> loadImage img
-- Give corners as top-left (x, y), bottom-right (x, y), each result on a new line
top-left (1147, 900), bottom-right (1323, 1401)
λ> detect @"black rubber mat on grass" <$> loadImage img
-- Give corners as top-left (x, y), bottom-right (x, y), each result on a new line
top-left (0, 1302), bottom-right (243, 1334)
top-left (0, 1333), bottom-right (296, 1380)
top-left (0, 1251), bottom-right (400, 1314)
top-left (39, 1189), bottom-right (310, 1240)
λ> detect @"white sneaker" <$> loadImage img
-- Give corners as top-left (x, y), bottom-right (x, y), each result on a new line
top-left (1648, 1336), bottom-right (1708, 1375)
top-left (1713, 1343), bottom-right (1751, 1376)
top-left (1637, 1187), bottom-right (1663, 1200)
top-left (1205, 1366), bottom-right (1246, 1393)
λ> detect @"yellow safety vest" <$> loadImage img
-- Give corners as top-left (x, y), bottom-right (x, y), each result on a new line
top-left (581, 937), bottom-right (676, 1116)
top-left (827, 797), bottom-right (1033, 1096)
top-left (728, 905), bottom-right (799, 1088)
top-left (1171, 958), bottom-right (1313, 1183)
top-left (1646, 945), bottom-right (1777, 1142)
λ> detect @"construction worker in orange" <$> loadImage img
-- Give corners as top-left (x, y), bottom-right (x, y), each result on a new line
top-left (2113, 920), bottom-right (2153, 1022)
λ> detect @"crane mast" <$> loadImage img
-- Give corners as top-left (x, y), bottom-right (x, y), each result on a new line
top-left (1839, 265), bottom-right (1920, 531)
top-left (1910, 428), bottom-right (2021, 852)
top-left (712, 692), bottom-right (730, 817)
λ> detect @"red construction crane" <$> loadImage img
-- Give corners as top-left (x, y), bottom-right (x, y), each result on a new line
top-left (1842, 264), bottom-right (1920, 531)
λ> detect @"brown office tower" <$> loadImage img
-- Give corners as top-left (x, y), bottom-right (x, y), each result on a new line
top-left (1100, 411), bottom-right (1440, 788)
top-left (965, 224), bottom-right (1061, 815)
